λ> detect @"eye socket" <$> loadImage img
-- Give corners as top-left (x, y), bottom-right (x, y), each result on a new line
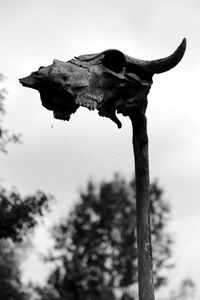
top-left (32, 71), bottom-right (39, 77)
top-left (102, 50), bottom-right (126, 73)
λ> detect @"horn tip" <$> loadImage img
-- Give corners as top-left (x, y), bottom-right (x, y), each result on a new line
top-left (152, 37), bottom-right (187, 74)
top-left (175, 37), bottom-right (187, 62)
top-left (180, 37), bottom-right (187, 52)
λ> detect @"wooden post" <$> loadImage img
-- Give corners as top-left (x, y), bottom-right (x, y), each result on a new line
top-left (129, 112), bottom-right (155, 300)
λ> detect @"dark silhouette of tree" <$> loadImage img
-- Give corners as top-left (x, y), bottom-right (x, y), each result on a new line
top-left (0, 239), bottom-right (30, 300)
top-left (37, 174), bottom-right (173, 300)
top-left (0, 186), bottom-right (52, 242)
top-left (0, 187), bottom-right (53, 300)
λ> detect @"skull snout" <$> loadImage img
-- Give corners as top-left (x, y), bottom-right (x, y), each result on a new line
top-left (19, 75), bottom-right (39, 89)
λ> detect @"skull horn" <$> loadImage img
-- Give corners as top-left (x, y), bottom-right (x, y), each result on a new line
top-left (148, 38), bottom-right (186, 74)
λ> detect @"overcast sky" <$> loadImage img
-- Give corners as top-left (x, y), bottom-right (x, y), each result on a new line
top-left (0, 0), bottom-right (200, 298)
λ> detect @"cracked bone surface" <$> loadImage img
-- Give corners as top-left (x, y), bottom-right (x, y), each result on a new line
top-left (19, 38), bottom-right (186, 128)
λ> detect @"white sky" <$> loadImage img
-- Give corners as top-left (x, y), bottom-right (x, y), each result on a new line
top-left (0, 0), bottom-right (200, 298)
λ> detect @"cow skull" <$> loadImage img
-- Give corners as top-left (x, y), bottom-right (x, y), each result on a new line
top-left (19, 39), bottom-right (186, 128)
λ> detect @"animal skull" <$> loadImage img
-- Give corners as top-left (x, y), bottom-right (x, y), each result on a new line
top-left (19, 39), bottom-right (186, 128)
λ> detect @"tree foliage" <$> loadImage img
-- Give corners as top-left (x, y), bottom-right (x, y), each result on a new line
top-left (170, 278), bottom-right (196, 300)
top-left (0, 73), bottom-right (21, 153)
top-left (0, 75), bottom-right (53, 299)
top-left (0, 186), bottom-right (52, 300)
top-left (37, 174), bottom-right (173, 300)
top-left (0, 186), bottom-right (52, 242)
top-left (0, 74), bottom-right (53, 242)
top-left (0, 239), bottom-right (30, 300)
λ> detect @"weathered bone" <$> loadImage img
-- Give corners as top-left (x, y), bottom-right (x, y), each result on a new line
top-left (19, 38), bottom-right (186, 128)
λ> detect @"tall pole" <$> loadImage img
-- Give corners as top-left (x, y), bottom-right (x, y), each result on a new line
top-left (129, 112), bottom-right (155, 300)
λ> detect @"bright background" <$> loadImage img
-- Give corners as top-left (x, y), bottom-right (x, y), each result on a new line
top-left (0, 0), bottom-right (200, 298)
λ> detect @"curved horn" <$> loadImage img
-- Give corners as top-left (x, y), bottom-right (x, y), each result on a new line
top-left (148, 38), bottom-right (186, 74)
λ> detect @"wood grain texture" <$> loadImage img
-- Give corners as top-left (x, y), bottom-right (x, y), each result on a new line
top-left (130, 113), bottom-right (155, 300)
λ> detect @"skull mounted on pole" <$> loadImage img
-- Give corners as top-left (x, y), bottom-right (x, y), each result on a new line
top-left (19, 38), bottom-right (186, 300)
top-left (19, 39), bottom-right (186, 127)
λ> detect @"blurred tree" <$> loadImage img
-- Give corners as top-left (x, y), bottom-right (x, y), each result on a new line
top-left (37, 174), bottom-right (173, 300)
top-left (0, 73), bottom-right (53, 242)
top-left (170, 278), bottom-right (196, 300)
top-left (0, 188), bottom-right (52, 300)
top-left (0, 73), bottom-right (21, 153)
top-left (0, 238), bottom-right (30, 300)
top-left (0, 186), bottom-right (52, 242)
top-left (0, 73), bottom-right (53, 299)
